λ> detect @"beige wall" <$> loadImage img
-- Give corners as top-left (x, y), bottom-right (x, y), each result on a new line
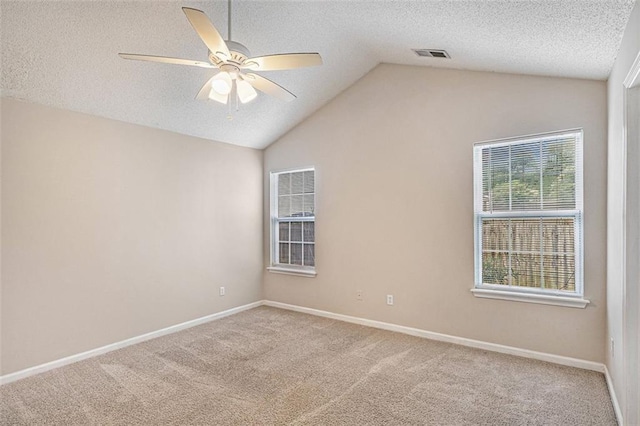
top-left (1, 98), bottom-right (263, 375)
top-left (607, 1), bottom-right (640, 420)
top-left (264, 64), bottom-right (607, 363)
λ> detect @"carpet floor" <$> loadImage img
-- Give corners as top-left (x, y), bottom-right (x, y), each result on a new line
top-left (1, 306), bottom-right (616, 425)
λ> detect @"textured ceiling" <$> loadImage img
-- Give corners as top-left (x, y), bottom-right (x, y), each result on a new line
top-left (1, 0), bottom-right (636, 149)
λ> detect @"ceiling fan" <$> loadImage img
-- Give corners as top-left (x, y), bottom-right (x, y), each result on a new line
top-left (119, 3), bottom-right (322, 107)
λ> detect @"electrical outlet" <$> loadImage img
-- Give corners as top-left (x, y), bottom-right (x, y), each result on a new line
top-left (219, 286), bottom-right (225, 296)
top-left (610, 338), bottom-right (615, 358)
top-left (356, 290), bottom-right (363, 301)
top-left (386, 294), bottom-right (394, 305)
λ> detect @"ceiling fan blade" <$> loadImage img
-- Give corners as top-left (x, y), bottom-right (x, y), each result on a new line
top-left (242, 53), bottom-right (322, 71)
top-left (119, 53), bottom-right (215, 68)
top-left (195, 72), bottom-right (221, 100)
top-left (182, 7), bottom-right (230, 60)
top-left (243, 73), bottom-right (296, 102)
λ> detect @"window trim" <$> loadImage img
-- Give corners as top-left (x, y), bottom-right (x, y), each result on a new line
top-left (470, 288), bottom-right (590, 308)
top-left (268, 167), bottom-right (316, 277)
top-left (472, 129), bottom-right (589, 307)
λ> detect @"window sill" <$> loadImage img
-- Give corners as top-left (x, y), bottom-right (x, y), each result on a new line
top-left (267, 266), bottom-right (317, 277)
top-left (471, 288), bottom-right (590, 308)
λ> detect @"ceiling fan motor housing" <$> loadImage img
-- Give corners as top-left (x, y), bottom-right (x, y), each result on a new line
top-left (209, 40), bottom-right (251, 66)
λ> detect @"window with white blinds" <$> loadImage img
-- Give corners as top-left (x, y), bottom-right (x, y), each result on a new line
top-left (473, 130), bottom-right (584, 298)
top-left (269, 168), bottom-right (316, 275)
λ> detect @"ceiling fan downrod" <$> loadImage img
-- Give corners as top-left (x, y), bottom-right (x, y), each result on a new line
top-left (227, 0), bottom-right (232, 41)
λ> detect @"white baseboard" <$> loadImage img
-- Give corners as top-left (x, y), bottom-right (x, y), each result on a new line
top-left (2, 298), bottom-right (611, 403)
top-left (263, 300), bottom-right (605, 373)
top-left (0, 301), bottom-right (263, 386)
top-left (604, 365), bottom-right (624, 425)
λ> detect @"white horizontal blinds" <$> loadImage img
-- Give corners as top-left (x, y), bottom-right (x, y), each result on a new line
top-left (481, 218), bottom-right (575, 291)
top-left (275, 169), bottom-right (315, 268)
top-left (279, 220), bottom-right (315, 266)
top-left (541, 218), bottom-right (575, 291)
top-left (481, 135), bottom-right (578, 213)
top-left (278, 222), bottom-right (290, 264)
top-left (303, 222), bottom-right (315, 267)
top-left (511, 143), bottom-right (542, 211)
top-left (278, 173), bottom-right (291, 217)
top-left (477, 131), bottom-right (581, 294)
top-left (278, 170), bottom-right (315, 218)
top-left (303, 170), bottom-right (314, 217)
top-left (542, 138), bottom-right (577, 210)
top-left (482, 145), bottom-right (510, 211)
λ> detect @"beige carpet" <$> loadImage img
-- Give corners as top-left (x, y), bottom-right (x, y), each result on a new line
top-left (1, 306), bottom-right (616, 425)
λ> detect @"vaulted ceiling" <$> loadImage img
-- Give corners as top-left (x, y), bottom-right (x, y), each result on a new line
top-left (1, 0), bottom-right (636, 149)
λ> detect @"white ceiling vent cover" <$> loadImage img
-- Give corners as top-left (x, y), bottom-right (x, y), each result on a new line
top-left (413, 49), bottom-right (450, 59)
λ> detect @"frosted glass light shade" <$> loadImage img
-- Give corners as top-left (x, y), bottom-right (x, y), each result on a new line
top-left (211, 72), bottom-right (232, 95)
top-left (208, 87), bottom-right (228, 104)
top-left (237, 79), bottom-right (258, 103)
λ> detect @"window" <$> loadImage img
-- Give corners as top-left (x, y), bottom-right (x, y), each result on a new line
top-left (472, 130), bottom-right (588, 308)
top-left (268, 168), bottom-right (316, 276)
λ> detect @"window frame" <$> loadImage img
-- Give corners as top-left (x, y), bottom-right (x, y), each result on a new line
top-left (472, 129), bottom-right (589, 308)
top-left (268, 167), bottom-right (317, 277)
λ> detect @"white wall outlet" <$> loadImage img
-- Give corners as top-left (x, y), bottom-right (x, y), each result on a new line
top-left (610, 338), bottom-right (615, 357)
top-left (386, 294), bottom-right (394, 305)
top-left (219, 286), bottom-right (225, 296)
top-left (356, 290), bottom-right (363, 301)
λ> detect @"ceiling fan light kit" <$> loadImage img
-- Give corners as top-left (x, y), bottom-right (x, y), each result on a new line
top-left (118, 2), bottom-right (322, 113)
top-left (236, 79), bottom-right (258, 103)
top-left (211, 71), bottom-right (233, 95)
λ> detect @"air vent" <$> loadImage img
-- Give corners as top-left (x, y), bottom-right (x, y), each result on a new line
top-left (413, 49), bottom-right (450, 59)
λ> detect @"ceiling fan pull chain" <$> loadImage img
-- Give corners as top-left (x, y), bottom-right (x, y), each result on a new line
top-left (235, 83), bottom-right (240, 112)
